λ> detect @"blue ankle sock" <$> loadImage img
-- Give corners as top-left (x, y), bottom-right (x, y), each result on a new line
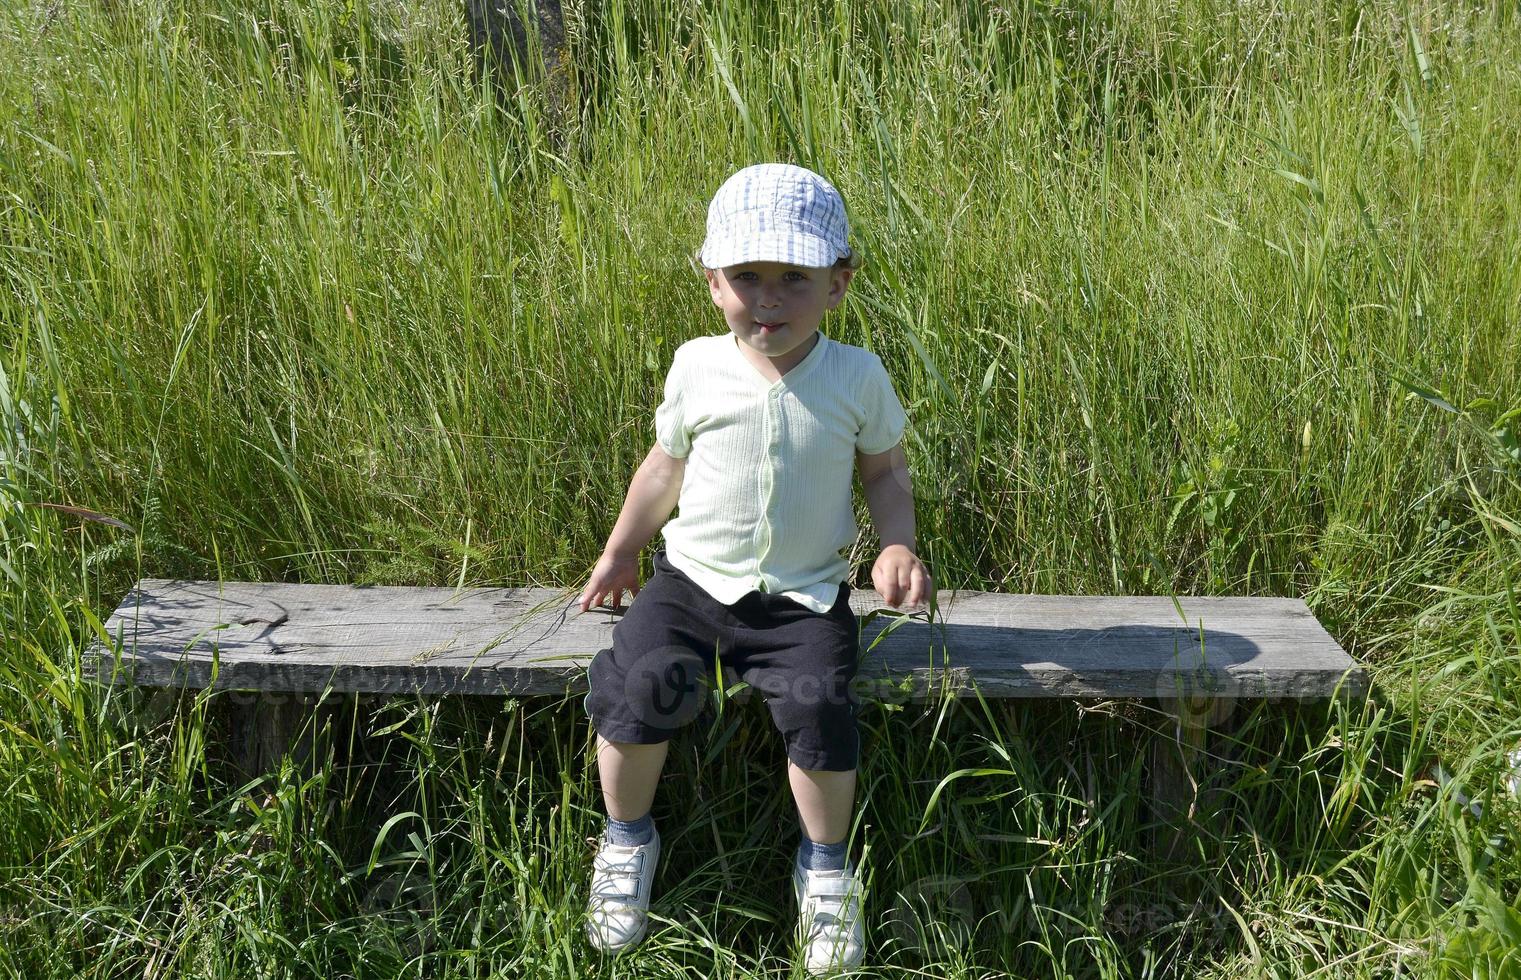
top-left (606, 811), bottom-right (654, 847)
top-left (797, 834), bottom-right (848, 872)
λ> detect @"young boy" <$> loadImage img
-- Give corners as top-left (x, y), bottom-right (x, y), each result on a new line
top-left (576, 163), bottom-right (931, 974)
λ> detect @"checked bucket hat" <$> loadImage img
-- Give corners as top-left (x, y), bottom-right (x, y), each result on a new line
top-left (699, 163), bottom-right (852, 269)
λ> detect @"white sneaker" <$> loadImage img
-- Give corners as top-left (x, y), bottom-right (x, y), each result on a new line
top-left (793, 855), bottom-right (865, 975)
top-left (584, 824), bottom-right (660, 953)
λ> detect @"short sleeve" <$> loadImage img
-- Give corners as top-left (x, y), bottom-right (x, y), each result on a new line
top-left (856, 354), bottom-right (907, 454)
top-left (653, 351), bottom-right (692, 458)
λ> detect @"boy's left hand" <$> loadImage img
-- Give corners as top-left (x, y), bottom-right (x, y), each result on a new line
top-left (871, 544), bottom-right (932, 610)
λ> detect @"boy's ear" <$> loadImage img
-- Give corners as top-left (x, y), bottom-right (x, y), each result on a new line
top-left (704, 267), bottom-right (722, 303)
top-left (828, 267), bottom-right (855, 306)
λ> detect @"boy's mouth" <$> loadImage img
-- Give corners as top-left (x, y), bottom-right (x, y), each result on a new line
top-left (755, 321), bottom-right (786, 332)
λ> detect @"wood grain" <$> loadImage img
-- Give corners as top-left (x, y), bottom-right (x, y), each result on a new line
top-left (83, 579), bottom-right (1367, 702)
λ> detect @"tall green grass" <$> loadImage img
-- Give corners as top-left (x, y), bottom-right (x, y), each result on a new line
top-left (2, 0), bottom-right (1518, 975)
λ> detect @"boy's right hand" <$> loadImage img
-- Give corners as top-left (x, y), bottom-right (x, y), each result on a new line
top-left (578, 551), bottom-right (643, 614)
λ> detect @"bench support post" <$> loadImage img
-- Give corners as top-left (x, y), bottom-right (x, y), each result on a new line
top-left (227, 692), bottom-right (339, 789)
top-left (1146, 696), bottom-right (1221, 861)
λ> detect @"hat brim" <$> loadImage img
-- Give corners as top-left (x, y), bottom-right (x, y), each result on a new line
top-left (700, 230), bottom-right (842, 270)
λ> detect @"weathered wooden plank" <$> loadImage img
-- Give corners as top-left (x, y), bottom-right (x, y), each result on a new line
top-left (83, 579), bottom-right (1367, 701)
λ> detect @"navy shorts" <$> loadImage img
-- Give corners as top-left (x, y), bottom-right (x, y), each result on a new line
top-left (583, 549), bottom-right (862, 771)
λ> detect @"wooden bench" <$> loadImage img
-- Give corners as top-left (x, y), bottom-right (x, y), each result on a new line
top-left (83, 578), bottom-right (1368, 858)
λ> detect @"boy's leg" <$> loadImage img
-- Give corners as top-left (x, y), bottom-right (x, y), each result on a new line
top-left (584, 550), bottom-right (726, 820)
top-left (727, 581), bottom-right (870, 840)
top-left (788, 762), bottom-right (855, 845)
top-left (585, 735), bottom-right (666, 954)
top-left (595, 734), bottom-right (669, 820)
top-left (727, 581), bottom-right (862, 845)
top-left (722, 583), bottom-right (867, 965)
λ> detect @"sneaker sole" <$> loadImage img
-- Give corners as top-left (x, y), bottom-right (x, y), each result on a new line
top-left (586, 916), bottom-right (648, 954)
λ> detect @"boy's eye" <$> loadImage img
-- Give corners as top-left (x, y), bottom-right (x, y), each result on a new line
top-left (735, 271), bottom-right (807, 282)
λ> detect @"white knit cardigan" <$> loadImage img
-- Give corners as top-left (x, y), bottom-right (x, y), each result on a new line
top-left (654, 331), bottom-right (907, 613)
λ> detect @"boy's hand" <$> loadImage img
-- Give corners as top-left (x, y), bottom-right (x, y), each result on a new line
top-left (872, 544), bottom-right (932, 610)
top-left (578, 552), bottom-right (643, 614)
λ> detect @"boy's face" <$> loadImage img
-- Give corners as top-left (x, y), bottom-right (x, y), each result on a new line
top-left (705, 261), bottom-right (854, 364)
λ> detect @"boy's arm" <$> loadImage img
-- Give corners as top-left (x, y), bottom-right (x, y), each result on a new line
top-left (856, 443), bottom-right (916, 552)
top-left (858, 441), bottom-right (930, 608)
top-left (602, 444), bottom-right (686, 560)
